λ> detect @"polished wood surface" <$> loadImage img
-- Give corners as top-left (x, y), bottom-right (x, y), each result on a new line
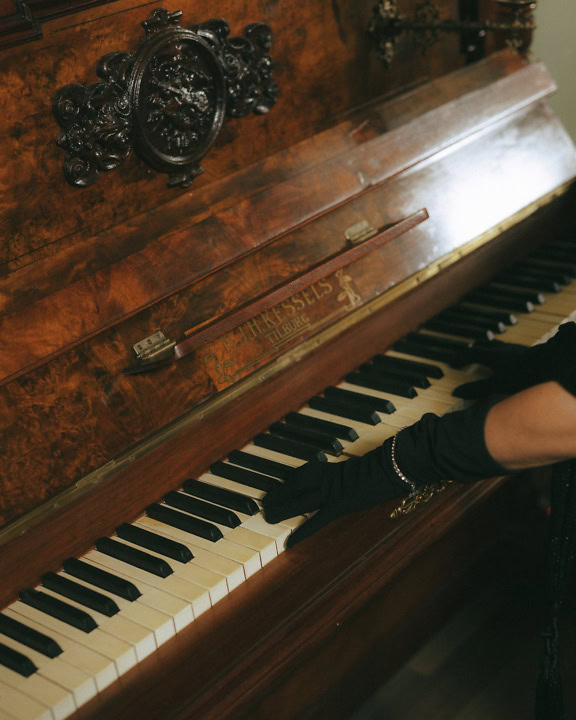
top-left (2, 53), bottom-right (575, 529)
top-left (0, 2), bottom-right (575, 716)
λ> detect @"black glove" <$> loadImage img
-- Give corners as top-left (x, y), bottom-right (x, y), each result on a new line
top-left (452, 322), bottom-right (576, 399)
top-left (263, 400), bottom-right (508, 547)
top-left (262, 439), bottom-right (409, 547)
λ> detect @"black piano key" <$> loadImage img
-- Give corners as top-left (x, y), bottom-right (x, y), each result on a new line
top-left (494, 273), bottom-right (562, 293)
top-left (507, 265), bottom-right (570, 286)
top-left (227, 450), bottom-right (292, 480)
top-left (547, 240), bottom-right (576, 254)
top-left (19, 588), bottom-right (97, 633)
top-left (532, 246), bottom-right (576, 263)
top-left (210, 461), bottom-right (281, 492)
top-left (392, 339), bottom-right (460, 365)
top-left (252, 433), bottom-right (327, 462)
top-left (268, 422), bottom-right (343, 455)
top-left (182, 479), bottom-right (259, 516)
top-left (95, 537), bottom-right (173, 578)
top-left (308, 396), bottom-right (380, 425)
top-left (62, 558), bottom-right (141, 601)
top-left (356, 363), bottom-right (421, 393)
top-left (435, 309), bottom-right (506, 334)
top-left (116, 523), bottom-right (193, 563)
top-left (519, 257), bottom-right (576, 277)
top-left (323, 386), bottom-right (396, 414)
top-left (372, 353), bottom-right (444, 379)
top-left (405, 332), bottom-right (473, 352)
top-left (450, 304), bottom-right (518, 326)
top-left (41, 572), bottom-right (119, 617)
top-left (0, 613), bottom-right (62, 658)
top-left (361, 361), bottom-right (431, 388)
top-left (465, 290), bottom-right (534, 313)
top-left (345, 370), bottom-right (417, 398)
top-left (147, 504), bottom-right (223, 542)
top-left (164, 491), bottom-right (241, 529)
top-left (504, 263), bottom-right (571, 286)
top-left (422, 318), bottom-right (495, 342)
top-left (483, 283), bottom-right (546, 305)
top-left (284, 412), bottom-right (359, 441)
top-left (0, 641), bottom-right (37, 677)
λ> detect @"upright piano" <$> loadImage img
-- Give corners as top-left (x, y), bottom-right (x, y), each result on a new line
top-left (1, 0), bottom-right (576, 718)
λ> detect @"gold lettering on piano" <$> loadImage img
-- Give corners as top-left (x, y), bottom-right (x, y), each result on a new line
top-left (202, 275), bottom-right (361, 386)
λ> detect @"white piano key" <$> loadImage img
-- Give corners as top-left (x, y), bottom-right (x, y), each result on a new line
top-left (239, 444), bottom-right (305, 467)
top-left (66, 562), bottom-right (194, 634)
top-left (57, 573), bottom-right (176, 647)
top-left (7, 603), bottom-right (137, 677)
top-left (534, 293), bottom-right (576, 316)
top-left (156, 502), bottom-right (279, 567)
top-left (134, 518), bottom-right (246, 591)
top-left (0, 633), bottom-right (95, 708)
top-left (0, 664), bottom-right (73, 720)
top-left (84, 551), bottom-right (212, 618)
top-left (163, 492), bottom-right (294, 553)
top-left (337, 381), bottom-right (452, 418)
top-left (385, 350), bottom-right (479, 381)
top-left (0, 681), bottom-right (52, 720)
top-left (36, 587), bottom-right (156, 664)
top-left (298, 406), bottom-right (378, 434)
top-left (109, 535), bottom-right (228, 605)
top-left (197, 472), bottom-right (266, 500)
top-left (232, 512), bottom-right (292, 552)
top-left (135, 515), bottom-right (261, 580)
top-left (222, 527), bottom-right (277, 565)
top-left (2, 609), bottom-right (117, 693)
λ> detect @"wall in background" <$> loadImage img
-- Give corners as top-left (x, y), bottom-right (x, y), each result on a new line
top-left (531, 1), bottom-right (576, 140)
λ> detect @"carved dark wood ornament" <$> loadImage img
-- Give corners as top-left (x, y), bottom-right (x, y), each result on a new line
top-left (52, 9), bottom-right (278, 188)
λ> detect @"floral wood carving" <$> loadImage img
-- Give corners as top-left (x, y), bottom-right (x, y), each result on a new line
top-left (52, 9), bottom-right (278, 188)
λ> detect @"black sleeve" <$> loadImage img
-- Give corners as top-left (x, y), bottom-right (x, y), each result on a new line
top-left (544, 322), bottom-right (576, 397)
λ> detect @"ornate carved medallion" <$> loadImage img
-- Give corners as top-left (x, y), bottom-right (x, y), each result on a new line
top-left (52, 9), bottom-right (278, 188)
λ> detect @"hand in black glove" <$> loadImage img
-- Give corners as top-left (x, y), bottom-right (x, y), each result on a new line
top-left (262, 439), bottom-right (409, 547)
top-left (452, 322), bottom-right (576, 399)
top-left (263, 401), bottom-right (508, 547)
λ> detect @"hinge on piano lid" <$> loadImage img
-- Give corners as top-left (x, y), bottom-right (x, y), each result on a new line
top-left (124, 331), bottom-right (177, 375)
top-left (344, 220), bottom-right (378, 246)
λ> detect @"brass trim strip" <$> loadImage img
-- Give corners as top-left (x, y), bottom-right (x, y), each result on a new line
top-left (1, 180), bottom-right (571, 547)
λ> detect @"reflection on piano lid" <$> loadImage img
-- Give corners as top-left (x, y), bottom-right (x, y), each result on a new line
top-left (1, 14), bottom-right (576, 719)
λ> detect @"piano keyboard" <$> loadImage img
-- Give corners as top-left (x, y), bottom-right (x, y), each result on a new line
top-left (2, 239), bottom-right (576, 720)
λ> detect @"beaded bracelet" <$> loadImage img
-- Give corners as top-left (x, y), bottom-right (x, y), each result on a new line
top-left (390, 432), bottom-right (417, 495)
top-left (389, 431), bottom-right (453, 519)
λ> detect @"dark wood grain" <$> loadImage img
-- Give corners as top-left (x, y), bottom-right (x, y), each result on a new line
top-left (0, 64), bottom-right (576, 523)
top-left (1, 68), bottom-right (575, 528)
top-left (0, 56), bottom-right (549, 387)
top-left (0, 182), bottom-right (572, 606)
top-left (0, 6), bottom-right (569, 717)
top-left (0, 0), bottom-right (41, 48)
top-left (171, 209), bottom-right (429, 361)
top-left (0, 0), bottom-right (468, 267)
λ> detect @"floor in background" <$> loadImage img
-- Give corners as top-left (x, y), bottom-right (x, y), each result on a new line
top-left (350, 576), bottom-right (576, 720)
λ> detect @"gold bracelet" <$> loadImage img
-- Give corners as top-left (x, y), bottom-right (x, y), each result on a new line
top-left (389, 481), bottom-right (453, 519)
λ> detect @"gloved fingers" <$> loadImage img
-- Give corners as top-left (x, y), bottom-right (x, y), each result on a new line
top-left (263, 488), bottom-right (324, 524)
top-left (451, 341), bottom-right (526, 370)
top-left (274, 460), bottom-right (328, 497)
top-left (452, 377), bottom-right (499, 399)
top-left (285, 506), bottom-right (343, 548)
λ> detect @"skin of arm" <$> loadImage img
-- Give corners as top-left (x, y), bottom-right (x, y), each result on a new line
top-left (484, 381), bottom-right (576, 470)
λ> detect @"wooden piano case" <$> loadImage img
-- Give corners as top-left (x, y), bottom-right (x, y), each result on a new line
top-left (1, 0), bottom-right (576, 717)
